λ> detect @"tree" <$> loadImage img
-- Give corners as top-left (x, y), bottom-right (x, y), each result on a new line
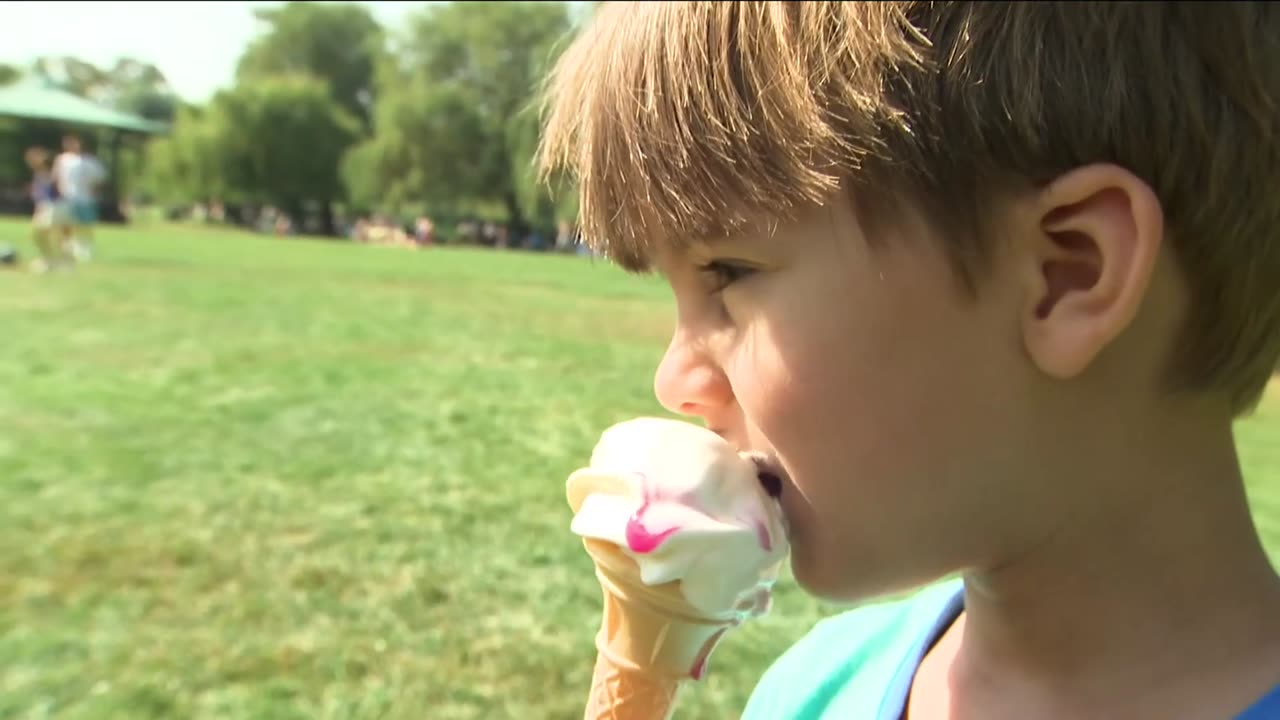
top-left (139, 76), bottom-right (360, 232)
top-left (27, 55), bottom-right (179, 125)
top-left (0, 63), bottom-right (20, 86)
top-left (339, 138), bottom-right (383, 216)
top-left (219, 75), bottom-right (361, 228)
top-left (102, 58), bottom-right (179, 124)
top-left (138, 106), bottom-right (229, 206)
top-left (30, 56), bottom-right (110, 98)
top-left (360, 1), bottom-right (575, 235)
top-left (236, 1), bottom-right (384, 132)
top-left (114, 89), bottom-right (179, 125)
top-left (361, 81), bottom-right (494, 209)
top-left (508, 99), bottom-right (569, 233)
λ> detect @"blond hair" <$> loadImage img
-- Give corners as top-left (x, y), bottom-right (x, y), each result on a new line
top-left (538, 1), bottom-right (1280, 413)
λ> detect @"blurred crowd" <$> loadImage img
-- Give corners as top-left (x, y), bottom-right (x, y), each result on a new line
top-left (180, 199), bottom-right (589, 256)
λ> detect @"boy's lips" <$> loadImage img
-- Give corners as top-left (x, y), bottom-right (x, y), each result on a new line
top-left (758, 471), bottom-right (783, 498)
top-left (743, 451), bottom-right (788, 500)
top-left (745, 453), bottom-right (794, 542)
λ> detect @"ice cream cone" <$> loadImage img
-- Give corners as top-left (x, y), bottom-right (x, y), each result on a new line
top-left (583, 648), bottom-right (682, 720)
top-left (580, 539), bottom-right (737, 719)
top-left (566, 423), bottom-right (789, 720)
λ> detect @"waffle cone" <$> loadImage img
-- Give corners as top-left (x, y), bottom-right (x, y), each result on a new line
top-left (579, 539), bottom-right (736, 719)
top-left (583, 648), bottom-right (682, 720)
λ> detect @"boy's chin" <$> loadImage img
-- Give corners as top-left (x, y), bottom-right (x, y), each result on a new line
top-left (788, 547), bottom-right (874, 603)
top-left (790, 547), bottom-right (942, 605)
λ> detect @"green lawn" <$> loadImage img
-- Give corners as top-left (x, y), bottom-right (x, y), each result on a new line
top-left (1, 219), bottom-right (1277, 720)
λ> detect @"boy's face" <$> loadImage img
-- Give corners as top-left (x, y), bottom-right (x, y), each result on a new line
top-left (652, 197), bottom-right (1047, 600)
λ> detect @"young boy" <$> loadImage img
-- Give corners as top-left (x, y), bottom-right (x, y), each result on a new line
top-left (51, 132), bottom-right (106, 262)
top-left (24, 146), bottom-right (73, 273)
top-left (539, 3), bottom-right (1280, 719)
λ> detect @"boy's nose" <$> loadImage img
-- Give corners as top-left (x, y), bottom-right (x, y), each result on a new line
top-left (653, 331), bottom-right (733, 422)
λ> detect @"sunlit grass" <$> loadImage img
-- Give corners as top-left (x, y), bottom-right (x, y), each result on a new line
top-left (1, 219), bottom-right (1276, 719)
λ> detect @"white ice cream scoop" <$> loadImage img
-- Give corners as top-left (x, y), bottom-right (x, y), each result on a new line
top-left (567, 417), bottom-right (790, 620)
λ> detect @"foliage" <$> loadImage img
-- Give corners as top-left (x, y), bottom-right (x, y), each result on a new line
top-left (140, 77), bottom-right (360, 213)
top-left (349, 1), bottom-right (576, 232)
top-left (0, 63), bottom-right (20, 87)
top-left (28, 55), bottom-right (179, 124)
top-left (10, 3), bottom-right (589, 233)
top-left (236, 1), bottom-right (384, 132)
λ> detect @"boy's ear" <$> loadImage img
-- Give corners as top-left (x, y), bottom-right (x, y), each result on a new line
top-left (1019, 164), bottom-right (1165, 380)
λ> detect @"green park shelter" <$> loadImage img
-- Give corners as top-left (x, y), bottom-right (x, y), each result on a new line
top-left (0, 79), bottom-right (169, 134)
top-left (0, 78), bottom-right (169, 221)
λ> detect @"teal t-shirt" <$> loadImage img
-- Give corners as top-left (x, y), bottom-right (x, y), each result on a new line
top-left (742, 580), bottom-right (964, 720)
top-left (742, 579), bottom-right (1280, 720)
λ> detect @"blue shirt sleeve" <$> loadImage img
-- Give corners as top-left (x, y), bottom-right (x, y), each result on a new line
top-left (1235, 682), bottom-right (1280, 720)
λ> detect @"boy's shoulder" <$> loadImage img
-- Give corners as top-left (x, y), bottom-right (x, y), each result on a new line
top-left (742, 579), bottom-right (964, 720)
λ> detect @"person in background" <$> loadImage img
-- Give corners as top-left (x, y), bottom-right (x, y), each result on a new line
top-left (25, 146), bottom-right (73, 273)
top-left (51, 133), bottom-right (107, 262)
top-left (414, 216), bottom-right (436, 246)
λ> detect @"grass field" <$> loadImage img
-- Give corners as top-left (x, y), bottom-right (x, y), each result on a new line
top-left (1, 219), bottom-right (1277, 720)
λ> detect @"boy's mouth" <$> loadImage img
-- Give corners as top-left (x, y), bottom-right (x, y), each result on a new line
top-left (744, 452), bottom-right (786, 499)
top-left (758, 471), bottom-right (783, 499)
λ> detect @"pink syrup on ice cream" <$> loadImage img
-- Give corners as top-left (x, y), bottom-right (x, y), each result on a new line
top-left (689, 627), bottom-right (728, 680)
top-left (625, 501), bottom-right (679, 554)
top-left (623, 473), bottom-right (776, 555)
top-left (754, 522), bottom-right (772, 553)
top-left (625, 474), bottom-right (680, 554)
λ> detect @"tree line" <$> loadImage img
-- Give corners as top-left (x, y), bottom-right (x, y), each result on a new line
top-left (2, 1), bottom-right (587, 240)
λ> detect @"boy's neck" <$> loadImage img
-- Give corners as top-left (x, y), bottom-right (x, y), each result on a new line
top-left (938, 414), bottom-right (1280, 719)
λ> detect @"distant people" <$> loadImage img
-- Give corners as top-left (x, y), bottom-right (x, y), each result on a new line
top-left (454, 219), bottom-right (479, 244)
top-left (51, 133), bottom-right (106, 262)
top-left (25, 146), bottom-right (73, 273)
top-left (524, 229), bottom-right (546, 251)
top-left (350, 218), bottom-right (370, 243)
top-left (480, 221), bottom-right (497, 247)
top-left (257, 206), bottom-right (279, 234)
top-left (414, 216), bottom-right (436, 246)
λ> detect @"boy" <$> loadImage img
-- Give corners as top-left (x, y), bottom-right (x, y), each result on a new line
top-left (24, 146), bottom-right (73, 273)
top-left (538, 3), bottom-right (1280, 719)
top-left (51, 132), bottom-right (106, 261)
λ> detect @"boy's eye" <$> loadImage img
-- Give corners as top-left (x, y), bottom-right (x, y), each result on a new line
top-left (697, 260), bottom-right (756, 292)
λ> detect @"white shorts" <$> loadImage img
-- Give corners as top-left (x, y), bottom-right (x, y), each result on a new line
top-left (33, 200), bottom-right (72, 229)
